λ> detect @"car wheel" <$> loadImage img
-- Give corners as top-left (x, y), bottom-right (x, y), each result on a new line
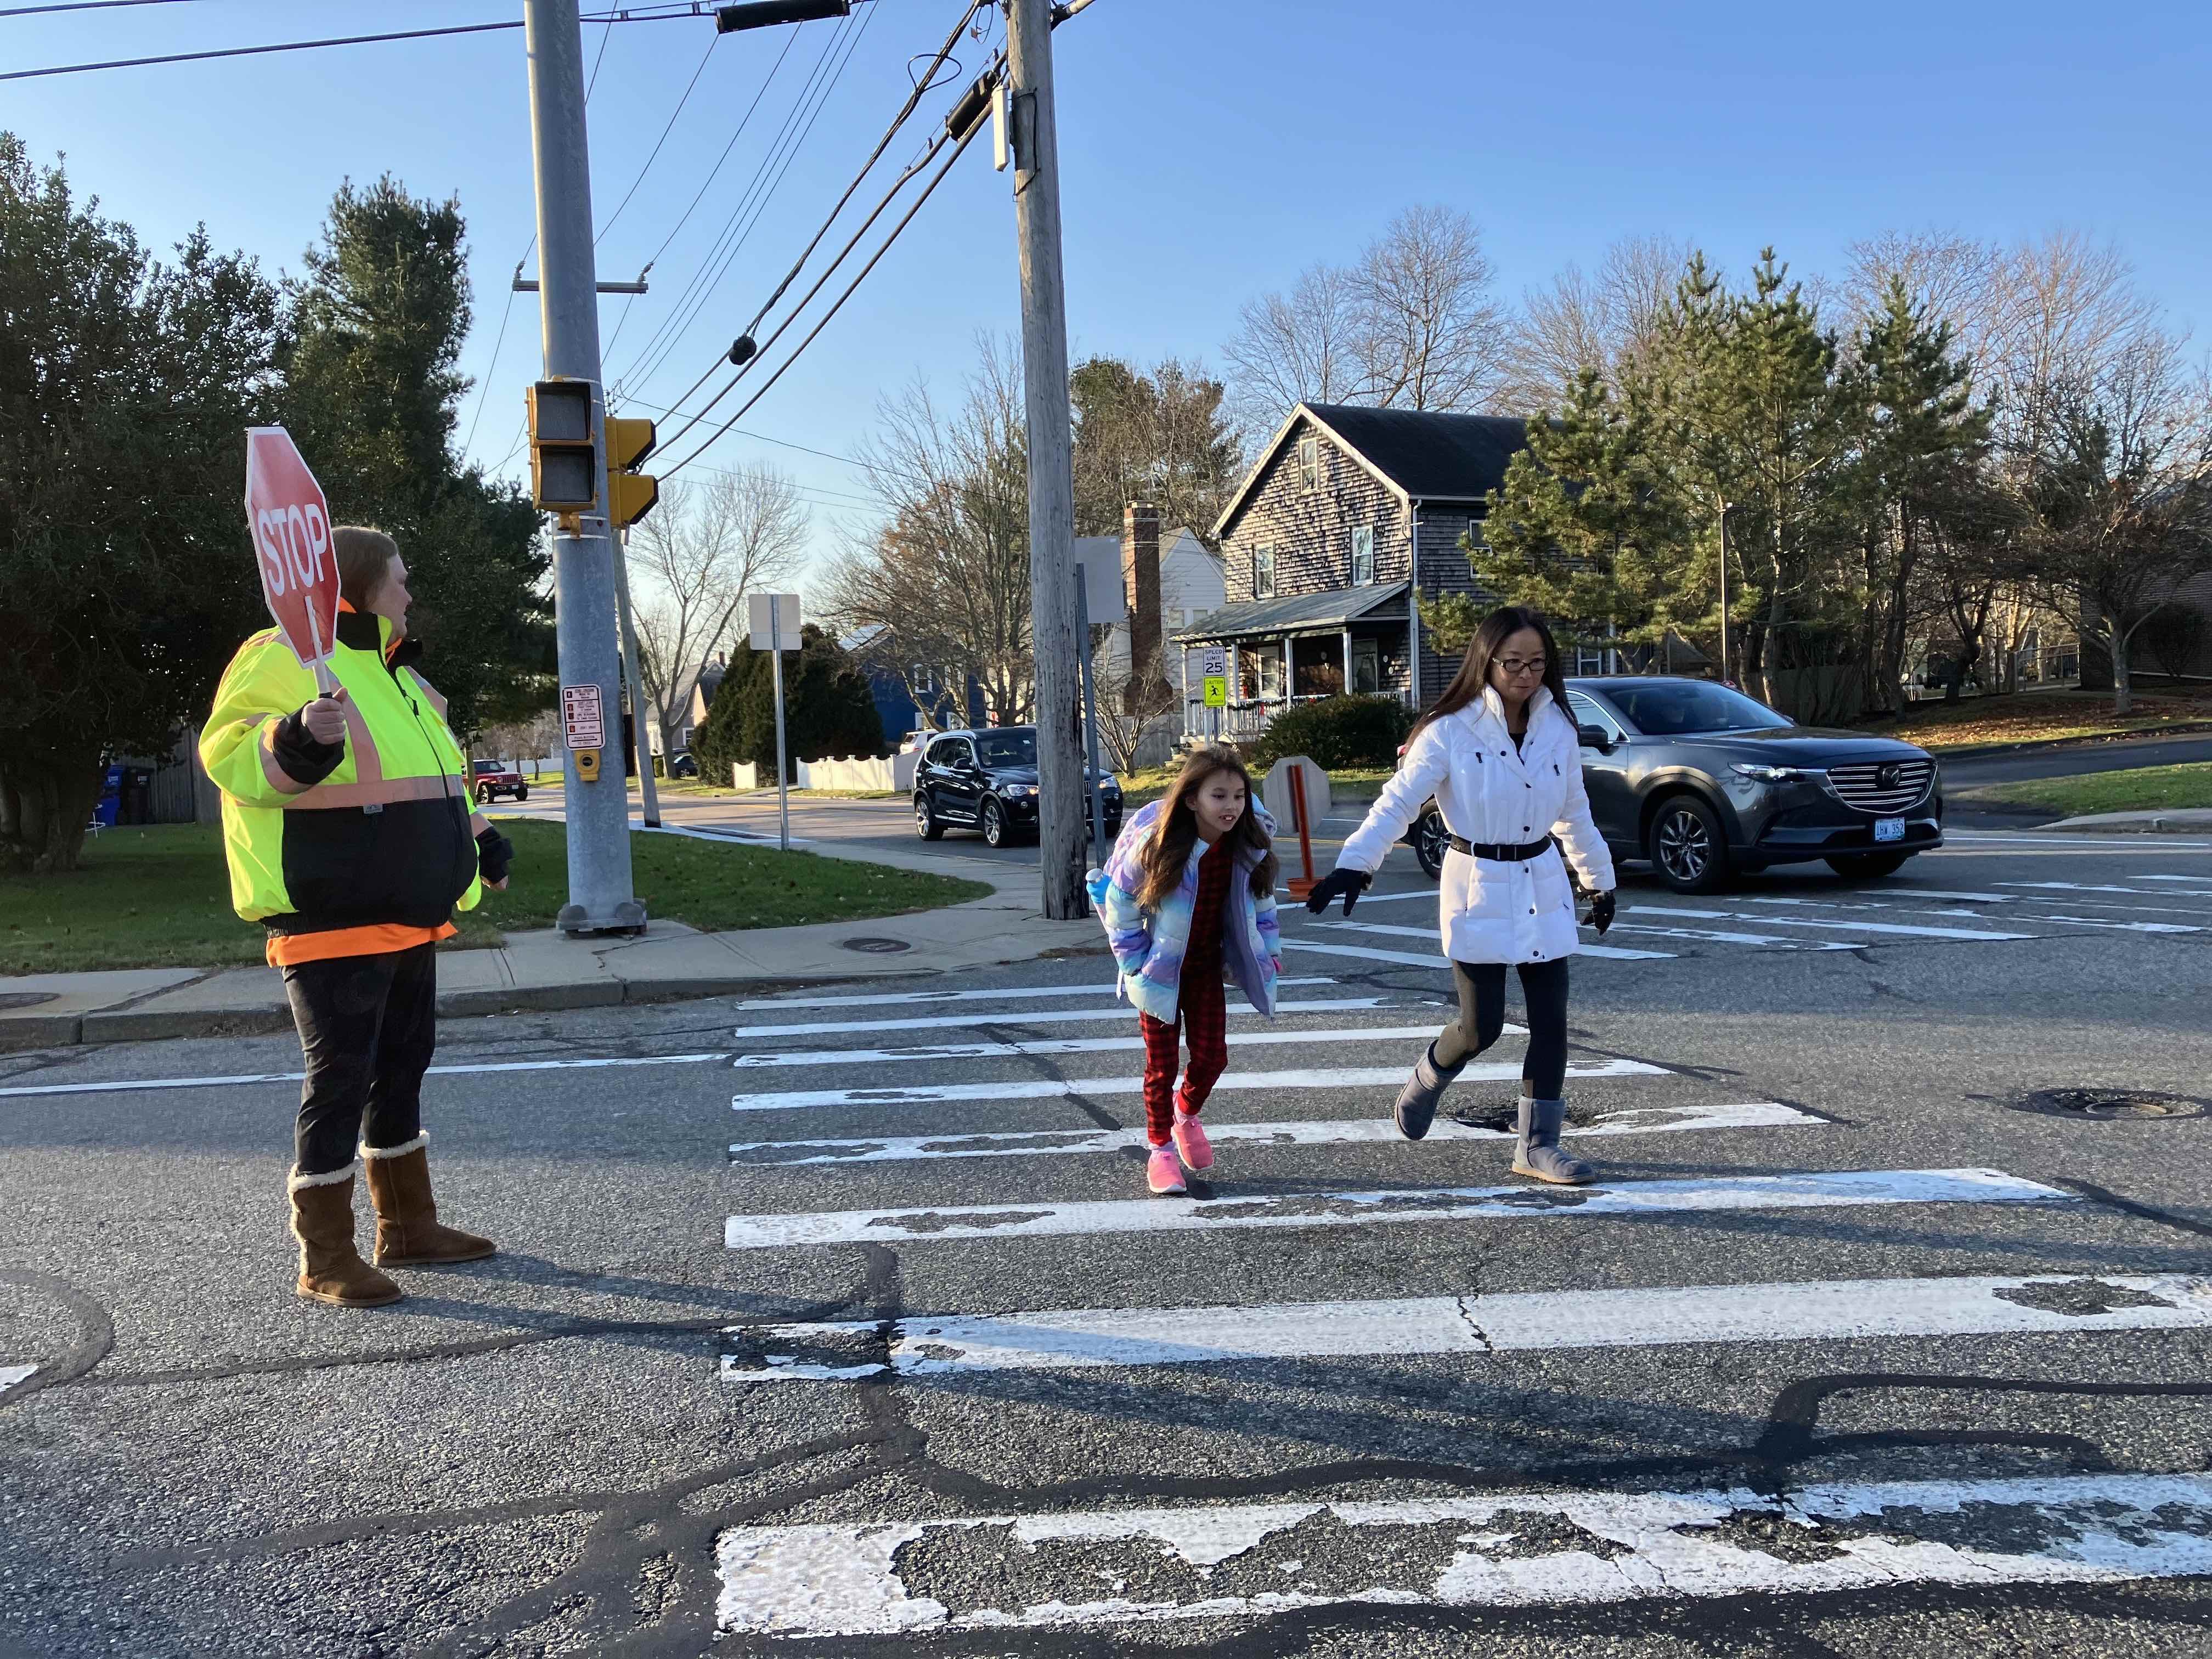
top-left (515, 785), bottom-right (528, 802)
top-left (1827, 851), bottom-right (1910, 879)
top-left (1649, 794), bottom-right (1731, 893)
top-left (981, 797), bottom-right (1006, 849)
top-left (914, 793), bottom-right (944, 841)
top-left (1413, 809), bottom-right (1448, 881)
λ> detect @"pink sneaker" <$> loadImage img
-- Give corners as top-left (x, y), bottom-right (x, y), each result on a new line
top-left (1171, 1111), bottom-right (1214, 1172)
top-left (1146, 1143), bottom-right (1187, 1194)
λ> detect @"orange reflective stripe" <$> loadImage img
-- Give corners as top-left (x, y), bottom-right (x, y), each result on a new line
top-left (266, 921), bottom-right (455, 967)
top-left (414, 674), bottom-right (450, 723)
top-left (260, 726), bottom-right (312, 795)
top-left (281, 775), bottom-right (458, 810)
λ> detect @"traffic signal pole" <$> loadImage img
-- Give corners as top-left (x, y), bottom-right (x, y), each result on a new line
top-left (1008, 0), bottom-right (1087, 920)
top-left (523, 0), bottom-right (645, 934)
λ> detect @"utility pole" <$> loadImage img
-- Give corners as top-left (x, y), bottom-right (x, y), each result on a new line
top-left (1716, 495), bottom-right (1731, 687)
top-left (1008, 0), bottom-right (1085, 918)
top-left (524, 0), bottom-right (644, 933)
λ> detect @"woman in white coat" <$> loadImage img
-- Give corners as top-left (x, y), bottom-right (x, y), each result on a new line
top-left (1305, 607), bottom-right (1620, 1184)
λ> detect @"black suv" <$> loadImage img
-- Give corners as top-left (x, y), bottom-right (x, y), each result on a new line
top-left (913, 726), bottom-right (1122, 849)
top-left (1407, 677), bottom-right (1941, 893)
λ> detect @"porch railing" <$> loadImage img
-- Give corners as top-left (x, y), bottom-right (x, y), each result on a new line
top-left (1184, 692), bottom-right (1407, 741)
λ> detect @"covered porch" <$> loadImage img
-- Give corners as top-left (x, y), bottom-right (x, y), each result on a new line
top-left (1173, 583), bottom-right (1414, 742)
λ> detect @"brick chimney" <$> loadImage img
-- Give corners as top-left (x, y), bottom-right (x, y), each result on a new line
top-left (1122, 501), bottom-right (1163, 702)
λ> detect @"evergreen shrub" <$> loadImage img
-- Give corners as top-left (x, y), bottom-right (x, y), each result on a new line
top-left (1249, 695), bottom-right (1413, 770)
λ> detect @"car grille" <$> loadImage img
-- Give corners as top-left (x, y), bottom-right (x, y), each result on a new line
top-left (1827, 758), bottom-right (1935, 814)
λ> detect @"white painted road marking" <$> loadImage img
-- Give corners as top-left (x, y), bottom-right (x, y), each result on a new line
top-left (1944, 832), bottom-right (2212, 850)
top-left (1605, 922), bottom-right (1853, 950)
top-left (726, 1100), bottom-right (1808, 1163)
top-left (732, 979), bottom-right (1335, 1012)
top-left (723, 1167), bottom-right (2070, 1249)
top-left (730, 1055), bottom-right (1664, 1114)
top-left (1291, 932), bottom-right (1676, 966)
top-left (0, 1363), bottom-right (36, 1397)
top-left (0, 1050), bottom-right (732, 1101)
top-left (2001, 881), bottom-right (2212, 898)
top-left (714, 1472), bottom-right (2212, 1635)
top-left (726, 1025), bottom-right (1450, 1072)
top-left (2139, 874), bottom-right (2211, 882)
top-left (1629, 905), bottom-right (2033, 943)
top-left (2021, 913), bottom-right (2203, 934)
top-left (726, 997), bottom-right (1387, 1041)
top-left (1849, 888), bottom-right (2013, 904)
top-left (721, 1271), bottom-right (2212, 1380)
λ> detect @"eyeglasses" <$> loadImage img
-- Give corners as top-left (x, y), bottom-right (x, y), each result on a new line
top-left (1494, 657), bottom-right (1548, 678)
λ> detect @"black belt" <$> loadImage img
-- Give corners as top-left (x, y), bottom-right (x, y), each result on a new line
top-left (1446, 834), bottom-right (1554, 862)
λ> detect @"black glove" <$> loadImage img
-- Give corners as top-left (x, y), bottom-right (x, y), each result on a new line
top-left (1305, 867), bottom-right (1369, 916)
top-left (1589, 888), bottom-right (1616, 935)
top-left (475, 826), bottom-right (515, 888)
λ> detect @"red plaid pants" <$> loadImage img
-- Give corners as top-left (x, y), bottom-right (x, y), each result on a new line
top-left (1139, 969), bottom-right (1227, 1146)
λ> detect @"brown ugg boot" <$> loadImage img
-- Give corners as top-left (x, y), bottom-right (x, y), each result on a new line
top-left (362, 1133), bottom-right (496, 1267)
top-left (289, 1166), bottom-right (404, 1307)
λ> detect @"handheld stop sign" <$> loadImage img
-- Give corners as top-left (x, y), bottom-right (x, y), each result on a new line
top-left (244, 427), bottom-right (341, 687)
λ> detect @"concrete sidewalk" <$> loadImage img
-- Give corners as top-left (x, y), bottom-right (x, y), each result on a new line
top-left (0, 840), bottom-right (1103, 1050)
top-left (2041, 807), bottom-right (2212, 834)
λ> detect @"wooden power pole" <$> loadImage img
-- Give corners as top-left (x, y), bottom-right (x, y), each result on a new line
top-left (1008, 0), bottom-right (1087, 918)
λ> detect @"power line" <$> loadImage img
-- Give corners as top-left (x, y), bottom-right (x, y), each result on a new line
top-left (0, 0), bottom-right (194, 15)
top-left (661, 112), bottom-right (983, 482)
top-left (595, 32), bottom-right (719, 247)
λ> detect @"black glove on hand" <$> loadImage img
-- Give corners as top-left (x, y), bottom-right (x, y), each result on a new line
top-left (475, 826), bottom-right (515, 888)
top-left (1305, 867), bottom-right (1369, 916)
top-left (1589, 888), bottom-right (1616, 935)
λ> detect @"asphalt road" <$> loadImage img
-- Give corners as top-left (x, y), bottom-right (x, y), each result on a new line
top-left (1939, 733), bottom-right (2212, 789)
top-left (4, 830), bottom-right (2210, 1656)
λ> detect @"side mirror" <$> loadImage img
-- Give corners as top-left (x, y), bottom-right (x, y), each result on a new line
top-left (1576, 724), bottom-right (1613, 753)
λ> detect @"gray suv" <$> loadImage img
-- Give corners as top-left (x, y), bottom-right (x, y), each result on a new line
top-left (1408, 678), bottom-right (1942, 893)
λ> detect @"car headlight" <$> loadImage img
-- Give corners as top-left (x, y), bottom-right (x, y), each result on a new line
top-left (1001, 784), bottom-right (1032, 798)
top-left (1730, 763), bottom-right (1807, 784)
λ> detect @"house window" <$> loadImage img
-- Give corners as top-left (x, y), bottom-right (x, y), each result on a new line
top-left (1352, 637), bottom-right (1381, 694)
top-left (1349, 523), bottom-right (1375, 585)
top-left (1253, 545), bottom-right (1276, 600)
top-left (1240, 642), bottom-right (1285, 701)
top-left (912, 664), bottom-right (935, 696)
top-left (1296, 435), bottom-right (1319, 490)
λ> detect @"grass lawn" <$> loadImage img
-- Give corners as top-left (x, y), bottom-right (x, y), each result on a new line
top-left (2, 819), bottom-right (988, 975)
top-left (1974, 763), bottom-right (2212, 819)
top-left (1850, 690), bottom-right (2212, 753)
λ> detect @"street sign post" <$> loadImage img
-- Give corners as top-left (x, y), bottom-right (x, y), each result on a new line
top-left (1071, 563), bottom-right (1114, 865)
top-left (244, 427), bottom-right (340, 690)
top-left (749, 592), bottom-right (802, 852)
top-left (1200, 644), bottom-right (1228, 740)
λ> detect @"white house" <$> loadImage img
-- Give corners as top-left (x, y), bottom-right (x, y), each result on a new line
top-left (1085, 506), bottom-right (1224, 758)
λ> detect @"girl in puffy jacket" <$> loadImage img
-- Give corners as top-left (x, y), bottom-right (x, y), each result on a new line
top-left (1097, 744), bottom-right (1281, 1194)
top-left (1306, 607), bottom-right (1620, 1184)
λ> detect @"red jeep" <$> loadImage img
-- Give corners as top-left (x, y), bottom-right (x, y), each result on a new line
top-left (471, 758), bottom-right (528, 804)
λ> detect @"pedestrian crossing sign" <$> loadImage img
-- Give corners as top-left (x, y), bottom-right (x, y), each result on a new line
top-left (1203, 675), bottom-right (1227, 707)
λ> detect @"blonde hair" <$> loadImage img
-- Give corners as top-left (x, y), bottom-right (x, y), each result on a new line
top-left (332, 526), bottom-right (400, 610)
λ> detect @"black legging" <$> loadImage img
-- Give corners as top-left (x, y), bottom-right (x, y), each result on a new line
top-left (1432, 957), bottom-right (1570, 1101)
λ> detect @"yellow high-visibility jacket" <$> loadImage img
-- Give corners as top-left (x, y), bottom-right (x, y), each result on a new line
top-left (201, 608), bottom-right (484, 941)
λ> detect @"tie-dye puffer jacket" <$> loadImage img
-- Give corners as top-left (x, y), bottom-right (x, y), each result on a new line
top-left (1093, 799), bottom-right (1280, 1025)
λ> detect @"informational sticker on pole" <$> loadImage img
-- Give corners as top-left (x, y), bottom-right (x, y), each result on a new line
top-left (1201, 645), bottom-right (1228, 708)
top-left (243, 427), bottom-right (340, 678)
top-left (748, 592), bottom-right (802, 651)
top-left (561, 684), bottom-right (606, 750)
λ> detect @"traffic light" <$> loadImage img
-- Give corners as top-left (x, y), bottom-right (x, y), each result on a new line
top-left (606, 415), bottom-right (658, 529)
top-left (526, 379), bottom-right (597, 514)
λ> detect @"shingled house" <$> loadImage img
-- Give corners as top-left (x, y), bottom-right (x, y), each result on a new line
top-left (1177, 401), bottom-right (1535, 738)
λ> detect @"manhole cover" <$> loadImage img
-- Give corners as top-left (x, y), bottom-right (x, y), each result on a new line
top-left (0, 992), bottom-right (59, 1011)
top-left (839, 936), bottom-right (912, 954)
top-left (2011, 1088), bottom-right (2205, 1122)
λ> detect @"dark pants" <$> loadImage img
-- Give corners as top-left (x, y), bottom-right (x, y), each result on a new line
top-left (1433, 956), bottom-right (1571, 1101)
top-left (281, 943), bottom-right (438, 1176)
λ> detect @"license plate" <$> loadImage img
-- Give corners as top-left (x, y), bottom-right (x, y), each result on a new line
top-left (1875, 817), bottom-right (1905, 843)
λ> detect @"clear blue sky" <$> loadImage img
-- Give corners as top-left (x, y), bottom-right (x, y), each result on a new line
top-left (8, 0), bottom-right (2209, 585)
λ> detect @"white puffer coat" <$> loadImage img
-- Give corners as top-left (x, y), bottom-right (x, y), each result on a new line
top-left (1335, 685), bottom-right (1615, 966)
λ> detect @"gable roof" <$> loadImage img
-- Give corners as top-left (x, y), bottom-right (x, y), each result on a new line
top-left (1211, 402), bottom-right (1529, 540)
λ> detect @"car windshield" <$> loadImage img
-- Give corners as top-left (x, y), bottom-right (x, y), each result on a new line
top-left (474, 760), bottom-right (499, 772)
top-left (975, 730), bottom-right (1037, 768)
top-left (1606, 682), bottom-right (1791, 735)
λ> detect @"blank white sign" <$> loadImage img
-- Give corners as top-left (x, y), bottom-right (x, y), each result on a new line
top-left (747, 591), bottom-right (802, 651)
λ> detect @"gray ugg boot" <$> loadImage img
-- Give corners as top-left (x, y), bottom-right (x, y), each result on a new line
top-left (1392, 1042), bottom-right (1466, 1141)
top-left (1511, 1096), bottom-right (1595, 1186)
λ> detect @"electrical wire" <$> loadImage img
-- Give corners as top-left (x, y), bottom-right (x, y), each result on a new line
top-left (659, 112), bottom-right (983, 483)
top-left (595, 32), bottom-right (718, 246)
top-left (0, 0), bottom-right (194, 15)
top-left (608, 7), bottom-right (868, 399)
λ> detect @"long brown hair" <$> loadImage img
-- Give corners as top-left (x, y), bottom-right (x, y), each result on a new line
top-left (1413, 606), bottom-right (1570, 739)
top-left (1135, 743), bottom-right (1277, 909)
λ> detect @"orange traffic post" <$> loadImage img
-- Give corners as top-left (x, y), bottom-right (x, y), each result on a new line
top-left (1286, 762), bottom-right (1317, 898)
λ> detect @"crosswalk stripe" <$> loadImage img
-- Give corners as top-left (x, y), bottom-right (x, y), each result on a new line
top-left (1846, 888), bottom-right (2013, 903)
top-left (731, 978), bottom-right (1337, 1012)
top-left (720, 1271), bottom-right (2212, 1380)
top-left (727, 1025), bottom-right (1449, 1073)
top-left (1331, 888), bottom-right (1437, 905)
top-left (729, 1053), bottom-right (1668, 1114)
top-left (713, 1472), bottom-right (2212, 1635)
top-left (1630, 905), bottom-right (2033, 943)
top-left (2138, 874), bottom-right (2208, 882)
top-left (1604, 922), bottom-right (1853, 950)
top-left (0, 1363), bottom-right (36, 1397)
top-left (0, 1050), bottom-right (732, 1101)
top-left (727, 997), bottom-right (1387, 1041)
top-left (727, 1099), bottom-right (1805, 1161)
top-left (1290, 932), bottom-right (1675, 966)
top-left (722, 1166), bottom-right (2070, 1249)
top-left (2001, 880), bottom-right (2212, 898)
top-left (2019, 913), bottom-right (2203, 934)
top-left (1322, 915), bottom-right (1822, 955)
